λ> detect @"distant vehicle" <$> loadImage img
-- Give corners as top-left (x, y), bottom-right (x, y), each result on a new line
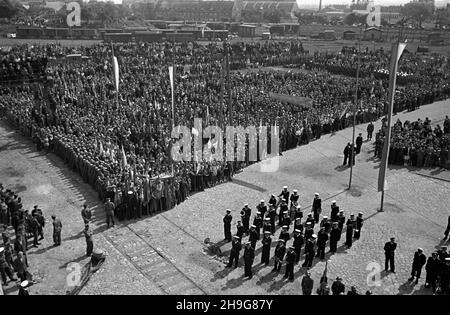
top-left (6, 33), bottom-right (16, 38)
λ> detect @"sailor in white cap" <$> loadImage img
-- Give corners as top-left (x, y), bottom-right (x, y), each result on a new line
top-left (278, 198), bottom-right (289, 226)
top-left (282, 210), bottom-right (291, 229)
top-left (294, 204), bottom-right (303, 221)
top-left (354, 212), bottom-right (364, 239)
top-left (330, 200), bottom-right (339, 221)
top-left (290, 189), bottom-right (299, 208)
top-left (320, 216), bottom-right (331, 233)
top-left (249, 225), bottom-right (259, 248)
top-left (243, 241), bottom-right (255, 279)
top-left (285, 245), bottom-right (296, 281)
top-left (227, 236), bottom-right (242, 268)
top-left (261, 231), bottom-right (272, 265)
top-left (293, 229), bottom-right (304, 264)
top-left (312, 193), bottom-right (322, 224)
top-left (272, 239), bottom-right (286, 272)
top-left (267, 204), bottom-right (277, 234)
top-left (305, 212), bottom-right (315, 228)
top-left (268, 194), bottom-right (277, 208)
top-left (18, 280), bottom-right (30, 295)
top-left (223, 209), bottom-right (233, 241)
top-left (253, 212), bottom-right (263, 237)
top-left (409, 248), bottom-right (426, 284)
top-left (279, 225), bottom-right (290, 243)
top-left (256, 199), bottom-right (267, 217)
top-left (278, 186), bottom-right (290, 209)
top-left (262, 217), bottom-right (271, 234)
top-left (302, 234), bottom-right (317, 268)
top-left (241, 203), bottom-right (251, 234)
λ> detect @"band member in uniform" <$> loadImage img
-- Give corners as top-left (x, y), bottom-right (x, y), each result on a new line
top-left (278, 186), bottom-right (290, 207)
top-left (262, 218), bottom-right (271, 234)
top-left (345, 214), bottom-right (355, 248)
top-left (293, 229), bottom-right (304, 264)
top-left (293, 217), bottom-right (303, 234)
top-left (320, 216), bottom-right (331, 233)
top-left (284, 246), bottom-right (296, 281)
top-left (267, 205), bottom-right (277, 235)
top-left (337, 210), bottom-right (346, 230)
top-left (242, 204), bottom-right (251, 235)
top-left (223, 209), bottom-right (232, 241)
top-left (282, 211), bottom-right (291, 230)
top-left (253, 212), bottom-right (263, 238)
top-left (305, 213), bottom-right (315, 228)
top-left (409, 248), bottom-right (426, 284)
top-left (316, 227), bottom-right (329, 260)
top-left (279, 226), bottom-right (290, 243)
top-left (261, 231), bottom-right (272, 265)
top-left (278, 199), bottom-right (288, 226)
top-left (312, 193), bottom-right (322, 224)
top-left (236, 221), bottom-right (244, 239)
top-left (290, 190), bottom-right (299, 210)
top-left (329, 222), bottom-right (341, 254)
top-left (304, 222), bottom-right (314, 240)
top-left (354, 212), bottom-right (364, 239)
top-left (384, 237), bottom-right (397, 273)
top-left (249, 225), bottom-right (259, 249)
top-left (273, 239), bottom-right (286, 272)
top-left (268, 194), bottom-right (277, 209)
top-left (243, 242), bottom-right (255, 279)
top-left (256, 200), bottom-right (267, 218)
top-left (302, 234), bottom-right (317, 268)
top-left (227, 236), bottom-right (242, 268)
top-left (330, 201), bottom-right (339, 222)
top-left (425, 252), bottom-right (439, 292)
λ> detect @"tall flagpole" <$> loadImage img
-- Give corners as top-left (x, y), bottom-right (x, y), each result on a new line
top-left (348, 27), bottom-right (363, 190)
top-left (379, 23), bottom-right (406, 212)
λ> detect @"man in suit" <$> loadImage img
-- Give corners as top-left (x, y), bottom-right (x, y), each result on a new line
top-left (367, 122), bottom-right (374, 140)
top-left (384, 237), bottom-right (397, 273)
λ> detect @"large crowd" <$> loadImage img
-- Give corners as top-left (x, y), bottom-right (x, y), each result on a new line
top-left (375, 116), bottom-right (450, 167)
top-left (0, 40), bottom-right (449, 223)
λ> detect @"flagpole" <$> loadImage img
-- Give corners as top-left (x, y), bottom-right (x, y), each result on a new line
top-left (348, 27), bottom-right (362, 190)
top-left (379, 23), bottom-right (405, 212)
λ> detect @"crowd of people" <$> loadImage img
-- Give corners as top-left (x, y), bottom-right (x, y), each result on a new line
top-left (374, 116), bottom-right (450, 168)
top-left (0, 40), bottom-right (449, 224)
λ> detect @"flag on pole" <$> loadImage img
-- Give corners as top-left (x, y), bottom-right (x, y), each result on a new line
top-left (378, 42), bottom-right (407, 192)
top-left (112, 45), bottom-right (119, 93)
top-left (168, 66), bottom-right (175, 127)
top-left (121, 145), bottom-right (128, 168)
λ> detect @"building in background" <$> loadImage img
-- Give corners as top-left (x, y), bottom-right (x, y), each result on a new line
top-left (241, 0), bottom-right (299, 19)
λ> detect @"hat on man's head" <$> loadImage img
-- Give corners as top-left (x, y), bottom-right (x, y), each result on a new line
top-left (20, 280), bottom-right (29, 288)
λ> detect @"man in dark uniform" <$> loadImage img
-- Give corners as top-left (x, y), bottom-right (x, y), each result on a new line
top-left (272, 239), bottom-right (286, 272)
top-left (304, 221), bottom-right (314, 241)
top-left (278, 199), bottom-right (288, 226)
top-left (356, 133), bottom-right (363, 154)
top-left (279, 226), bottom-right (290, 243)
top-left (262, 218), bottom-right (271, 234)
top-left (243, 242), bottom-right (255, 279)
top-left (409, 248), bottom-right (426, 284)
top-left (18, 280), bottom-right (30, 296)
top-left (354, 212), bottom-right (364, 239)
top-left (241, 204), bottom-right (251, 235)
top-left (278, 186), bottom-right (290, 207)
top-left (32, 206), bottom-right (45, 241)
top-left (236, 221), bottom-right (244, 239)
top-left (249, 225), bottom-right (259, 249)
top-left (384, 237), bottom-right (397, 273)
top-left (302, 234), bottom-right (316, 268)
top-left (293, 229), bottom-right (304, 264)
top-left (261, 231), bottom-right (272, 265)
top-left (268, 194), bottom-right (277, 209)
top-left (284, 246), bottom-right (296, 281)
top-left (223, 209), bottom-right (232, 242)
top-left (290, 190), bottom-right (299, 209)
top-left (312, 193), bottom-right (322, 224)
top-left (267, 205), bottom-right (277, 235)
top-left (345, 214), bottom-right (355, 248)
top-left (282, 211), bottom-right (291, 230)
top-left (293, 217), bottom-right (303, 234)
top-left (52, 215), bottom-right (62, 246)
top-left (84, 224), bottom-right (94, 257)
top-left (227, 236), bottom-right (242, 268)
top-left (330, 201), bottom-right (339, 222)
top-left (343, 143), bottom-right (351, 165)
top-left (425, 252), bottom-right (439, 291)
top-left (256, 200), bottom-right (267, 218)
top-left (320, 216), bottom-right (331, 233)
top-left (329, 222), bottom-right (341, 254)
top-left (305, 213), bottom-right (315, 228)
top-left (331, 277), bottom-right (345, 295)
top-left (252, 212), bottom-right (263, 238)
top-left (316, 227), bottom-right (328, 260)
top-left (367, 122), bottom-right (374, 140)
top-left (0, 247), bottom-right (17, 285)
top-left (337, 211), bottom-right (346, 231)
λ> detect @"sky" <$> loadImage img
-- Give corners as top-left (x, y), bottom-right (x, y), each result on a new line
top-left (101, 0), bottom-right (450, 9)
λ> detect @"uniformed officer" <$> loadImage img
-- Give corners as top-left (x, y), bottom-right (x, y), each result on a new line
top-left (223, 209), bottom-right (232, 242)
top-left (267, 205), bottom-right (277, 235)
top-left (282, 211), bottom-right (291, 229)
top-left (330, 200), bottom-right (339, 222)
top-left (278, 199), bottom-right (288, 226)
top-left (305, 212), bottom-right (315, 228)
top-left (261, 231), bottom-right (272, 265)
top-left (268, 194), bottom-right (277, 209)
top-left (331, 277), bottom-right (345, 295)
top-left (409, 248), bottom-right (426, 284)
top-left (354, 212), bottom-right (364, 239)
top-left (316, 227), bottom-right (329, 260)
top-left (302, 234), bottom-right (317, 268)
top-left (312, 193), bottom-right (322, 223)
top-left (104, 198), bottom-right (116, 228)
top-left (279, 225), bottom-right (290, 243)
top-left (278, 186), bottom-right (290, 207)
top-left (272, 239), bottom-right (286, 272)
top-left (294, 205), bottom-right (303, 222)
top-left (262, 218), bottom-right (271, 234)
top-left (290, 189), bottom-right (299, 209)
top-left (284, 246), bottom-right (296, 281)
top-left (329, 222), bottom-right (341, 253)
top-left (241, 203), bottom-right (251, 234)
top-left (0, 247), bottom-right (17, 285)
top-left (384, 237), bottom-right (397, 273)
top-left (83, 224), bottom-right (94, 257)
top-left (425, 252), bottom-right (439, 291)
top-left (293, 229), bottom-right (304, 264)
top-left (320, 216), bottom-right (331, 233)
top-left (356, 133), bottom-right (363, 154)
top-left (337, 210), bottom-right (346, 230)
top-left (18, 280), bottom-right (30, 296)
top-left (293, 217), bottom-right (303, 234)
top-left (243, 242), bottom-right (255, 279)
top-left (227, 236), bottom-right (241, 268)
top-left (253, 212), bottom-right (263, 238)
top-left (249, 225), bottom-right (259, 249)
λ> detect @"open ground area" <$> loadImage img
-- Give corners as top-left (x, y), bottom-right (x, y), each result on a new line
top-left (1, 100), bottom-right (449, 295)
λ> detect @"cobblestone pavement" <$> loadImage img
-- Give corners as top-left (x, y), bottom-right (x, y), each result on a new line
top-left (0, 100), bottom-right (449, 295)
